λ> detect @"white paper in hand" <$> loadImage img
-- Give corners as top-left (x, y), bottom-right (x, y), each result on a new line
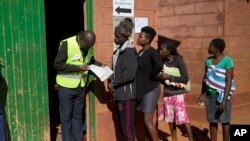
top-left (88, 64), bottom-right (113, 81)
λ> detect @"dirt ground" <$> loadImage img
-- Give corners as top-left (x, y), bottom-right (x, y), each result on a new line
top-left (157, 104), bottom-right (250, 141)
top-left (53, 104), bottom-right (250, 141)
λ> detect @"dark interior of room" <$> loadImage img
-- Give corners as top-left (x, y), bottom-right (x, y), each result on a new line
top-left (44, 0), bottom-right (84, 140)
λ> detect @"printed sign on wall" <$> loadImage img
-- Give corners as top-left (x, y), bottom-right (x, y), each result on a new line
top-left (113, 0), bottom-right (134, 17)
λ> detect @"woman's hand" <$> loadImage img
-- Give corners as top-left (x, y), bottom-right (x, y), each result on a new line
top-left (218, 99), bottom-right (227, 111)
top-left (159, 72), bottom-right (170, 80)
top-left (215, 99), bottom-right (227, 119)
top-left (197, 93), bottom-right (205, 106)
top-left (108, 79), bottom-right (115, 93)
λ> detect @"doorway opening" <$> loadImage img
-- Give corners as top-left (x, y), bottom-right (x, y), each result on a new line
top-left (44, 0), bottom-right (85, 140)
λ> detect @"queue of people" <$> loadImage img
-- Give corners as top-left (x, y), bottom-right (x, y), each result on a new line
top-left (53, 17), bottom-right (235, 141)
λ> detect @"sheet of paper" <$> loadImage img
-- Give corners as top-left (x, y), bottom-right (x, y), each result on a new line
top-left (88, 64), bottom-right (113, 81)
top-left (135, 17), bottom-right (148, 33)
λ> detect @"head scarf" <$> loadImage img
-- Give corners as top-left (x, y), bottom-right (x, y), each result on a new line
top-left (115, 17), bottom-right (134, 37)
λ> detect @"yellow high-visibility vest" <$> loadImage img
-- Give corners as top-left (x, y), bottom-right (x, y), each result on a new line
top-left (56, 36), bottom-right (93, 88)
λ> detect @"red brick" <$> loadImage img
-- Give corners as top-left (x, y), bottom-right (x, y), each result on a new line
top-left (188, 71), bottom-right (204, 88)
top-left (175, 3), bottom-right (195, 15)
top-left (188, 71), bottom-right (195, 81)
top-left (195, 1), bottom-right (219, 13)
top-left (186, 60), bottom-right (204, 74)
top-left (196, 48), bottom-right (210, 60)
top-left (234, 60), bottom-right (250, 71)
top-left (225, 25), bottom-right (250, 36)
top-left (180, 38), bottom-right (204, 51)
top-left (232, 93), bottom-right (250, 108)
top-left (184, 50), bottom-right (208, 65)
top-left (234, 72), bottom-right (250, 94)
top-left (193, 71), bottom-right (205, 84)
top-left (175, 27), bottom-right (194, 37)
top-left (96, 25), bottom-right (113, 43)
top-left (159, 0), bottom-right (191, 6)
top-left (179, 38), bottom-right (203, 49)
top-left (218, 25), bottom-right (224, 36)
top-left (236, 84), bottom-right (249, 94)
top-left (218, 0), bottom-right (224, 12)
top-left (157, 28), bottom-right (176, 37)
top-left (94, 7), bottom-right (112, 26)
top-left (102, 8), bottom-right (113, 25)
top-left (95, 43), bottom-right (113, 59)
top-left (225, 0), bottom-right (250, 13)
top-left (202, 37), bottom-right (217, 49)
top-left (135, 0), bottom-right (159, 10)
top-left (100, 0), bottom-right (112, 8)
top-left (178, 48), bottom-right (192, 58)
top-left (178, 49), bottom-right (197, 61)
top-left (227, 13), bottom-right (250, 25)
top-left (226, 36), bottom-right (250, 48)
top-left (159, 16), bottom-right (181, 27)
top-left (227, 48), bottom-right (250, 60)
top-left (180, 14), bottom-right (203, 26)
top-left (158, 5), bottom-right (175, 17)
top-left (89, 0), bottom-right (250, 140)
top-left (135, 10), bottom-right (158, 26)
top-left (188, 84), bottom-right (203, 96)
top-left (203, 13), bottom-right (225, 25)
top-left (194, 26), bottom-right (218, 37)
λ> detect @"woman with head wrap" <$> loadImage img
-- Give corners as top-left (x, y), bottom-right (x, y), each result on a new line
top-left (158, 39), bottom-right (194, 141)
top-left (108, 17), bottom-right (137, 141)
top-left (136, 26), bottom-right (163, 141)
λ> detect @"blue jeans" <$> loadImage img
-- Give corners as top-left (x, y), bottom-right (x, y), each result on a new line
top-left (58, 85), bottom-right (85, 141)
top-left (0, 103), bottom-right (6, 141)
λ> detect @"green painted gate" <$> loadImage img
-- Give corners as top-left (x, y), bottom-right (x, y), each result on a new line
top-left (0, 0), bottom-right (50, 140)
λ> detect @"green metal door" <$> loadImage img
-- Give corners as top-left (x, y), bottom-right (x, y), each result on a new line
top-left (0, 0), bottom-right (50, 140)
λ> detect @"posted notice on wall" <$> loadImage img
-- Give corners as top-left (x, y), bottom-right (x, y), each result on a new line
top-left (88, 64), bottom-right (113, 81)
top-left (135, 17), bottom-right (148, 33)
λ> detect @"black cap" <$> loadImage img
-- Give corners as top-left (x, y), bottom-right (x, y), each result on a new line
top-left (157, 35), bottom-right (181, 49)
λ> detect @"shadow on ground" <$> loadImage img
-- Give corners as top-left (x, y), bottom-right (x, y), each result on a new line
top-left (178, 125), bottom-right (210, 141)
top-left (158, 129), bottom-right (170, 141)
top-left (158, 124), bottom-right (210, 141)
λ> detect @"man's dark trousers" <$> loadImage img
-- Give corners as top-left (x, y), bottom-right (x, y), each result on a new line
top-left (58, 85), bottom-right (84, 141)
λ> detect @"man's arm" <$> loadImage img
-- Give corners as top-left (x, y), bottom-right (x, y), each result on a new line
top-left (54, 41), bottom-right (82, 73)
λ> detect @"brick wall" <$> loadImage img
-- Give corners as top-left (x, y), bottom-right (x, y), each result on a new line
top-left (159, 0), bottom-right (225, 96)
top-left (225, 0), bottom-right (250, 95)
top-left (157, 0), bottom-right (226, 121)
top-left (91, 1), bottom-right (114, 140)
top-left (88, 0), bottom-right (250, 140)
top-left (224, 0), bottom-right (250, 121)
top-left (158, 0), bottom-right (250, 121)
top-left (89, 0), bottom-right (160, 140)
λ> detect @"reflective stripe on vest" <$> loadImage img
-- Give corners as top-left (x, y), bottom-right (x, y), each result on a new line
top-left (59, 74), bottom-right (82, 79)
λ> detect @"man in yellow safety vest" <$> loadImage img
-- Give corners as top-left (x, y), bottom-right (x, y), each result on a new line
top-left (54, 30), bottom-right (95, 141)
